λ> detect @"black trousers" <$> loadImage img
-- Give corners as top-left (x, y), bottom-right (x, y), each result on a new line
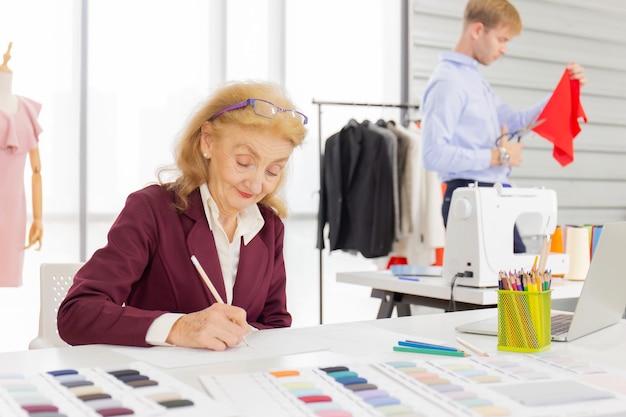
top-left (442, 179), bottom-right (527, 254)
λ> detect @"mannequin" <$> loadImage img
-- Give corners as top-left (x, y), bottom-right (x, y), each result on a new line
top-left (0, 42), bottom-right (43, 287)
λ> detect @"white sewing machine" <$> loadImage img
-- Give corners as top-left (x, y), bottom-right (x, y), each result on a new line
top-left (442, 184), bottom-right (569, 287)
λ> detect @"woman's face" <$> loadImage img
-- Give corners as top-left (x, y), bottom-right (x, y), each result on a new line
top-left (200, 122), bottom-right (294, 216)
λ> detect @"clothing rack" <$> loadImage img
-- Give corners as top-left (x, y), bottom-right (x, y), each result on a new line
top-left (312, 99), bottom-right (420, 324)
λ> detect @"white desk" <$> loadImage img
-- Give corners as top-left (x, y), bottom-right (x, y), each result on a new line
top-left (2, 310), bottom-right (626, 379)
top-left (2, 310), bottom-right (626, 416)
top-left (337, 270), bottom-right (584, 318)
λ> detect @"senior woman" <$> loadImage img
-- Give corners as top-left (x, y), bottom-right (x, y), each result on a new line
top-left (57, 81), bottom-right (308, 351)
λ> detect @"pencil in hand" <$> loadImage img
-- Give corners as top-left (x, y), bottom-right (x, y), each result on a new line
top-left (191, 255), bottom-right (224, 303)
top-left (191, 255), bottom-right (250, 347)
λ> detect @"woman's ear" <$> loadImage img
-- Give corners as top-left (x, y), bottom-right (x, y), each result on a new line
top-left (200, 121), bottom-right (213, 158)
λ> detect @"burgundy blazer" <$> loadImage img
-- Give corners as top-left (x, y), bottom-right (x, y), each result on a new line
top-left (57, 184), bottom-right (292, 347)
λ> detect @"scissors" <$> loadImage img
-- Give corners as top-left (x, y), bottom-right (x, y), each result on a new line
top-left (496, 118), bottom-right (546, 145)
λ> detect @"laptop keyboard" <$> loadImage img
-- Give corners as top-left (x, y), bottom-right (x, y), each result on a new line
top-left (551, 314), bottom-right (573, 336)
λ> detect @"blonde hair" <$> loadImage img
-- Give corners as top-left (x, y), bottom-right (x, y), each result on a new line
top-left (463, 0), bottom-right (522, 35)
top-left (158, 81), bottom-right (307, 217)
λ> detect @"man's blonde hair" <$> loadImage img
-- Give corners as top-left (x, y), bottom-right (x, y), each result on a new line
top-left (463, 0), bottom-right (522, 35)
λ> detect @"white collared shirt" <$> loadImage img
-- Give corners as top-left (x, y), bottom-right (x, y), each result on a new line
top-left (145, 184), bottom-right (264, 345)
top-left (199, 183), bottom-right (265, 303)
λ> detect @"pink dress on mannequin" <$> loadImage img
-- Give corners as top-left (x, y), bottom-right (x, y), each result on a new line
top-left (0, 95), bottom-right (42, 286)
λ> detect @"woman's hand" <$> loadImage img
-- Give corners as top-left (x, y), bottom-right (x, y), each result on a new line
top-left (166, 303), bottom-right (251, 350)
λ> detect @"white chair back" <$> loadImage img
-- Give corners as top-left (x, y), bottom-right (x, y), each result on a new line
top-left (29, 263), bottom-right (83, 349)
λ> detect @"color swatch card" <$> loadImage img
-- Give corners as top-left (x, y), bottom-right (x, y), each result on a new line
top-left (490, 380), bottom-right (613, 407)
top-left (0, 361), bottom-right (233, 417)
top-left (202, 362), bottom-right (447, 417)
top-left (200, 353), bottom-right (626, 417)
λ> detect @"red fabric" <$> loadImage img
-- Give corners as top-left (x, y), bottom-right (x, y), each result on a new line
top-left (386, 256), bottom-right (408, 269)
top-left (532, 69), bottom-right (587, 166)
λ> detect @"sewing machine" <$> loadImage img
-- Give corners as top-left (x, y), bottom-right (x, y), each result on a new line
top-left (442, 183), bottom-right (569, 287)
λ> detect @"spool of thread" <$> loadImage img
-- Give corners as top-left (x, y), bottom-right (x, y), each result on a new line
top-left (564, 227), bottom-right (590, 281)
top-left (584, 225), bottom-right (594, 254)
top-left (550, 226), bottom-right (564, 253)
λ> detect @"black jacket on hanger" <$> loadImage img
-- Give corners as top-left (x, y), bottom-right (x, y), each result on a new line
top-left (317, 120), bottom-right (395, 258)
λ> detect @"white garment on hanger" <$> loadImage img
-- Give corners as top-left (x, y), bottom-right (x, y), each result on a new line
top-left (391, 122), bottom-right (445, 265)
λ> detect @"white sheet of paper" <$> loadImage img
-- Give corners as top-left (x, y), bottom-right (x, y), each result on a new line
top-left (113, 322), bottom-right (445, 368)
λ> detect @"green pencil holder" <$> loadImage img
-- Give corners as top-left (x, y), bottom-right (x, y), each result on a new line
top-left (497, 290), bottom-right (552, 353)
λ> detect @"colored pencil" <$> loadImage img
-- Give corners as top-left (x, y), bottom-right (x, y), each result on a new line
top-left (393, 346), bottom-right (468, 357)
top-left (456, 337), bottom-right (489, 357)
top-left (400, 340), bottom-right (461, 352)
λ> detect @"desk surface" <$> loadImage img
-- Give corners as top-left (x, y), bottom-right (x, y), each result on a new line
top-left (2, 310), bottom-right (626, 416)
top-left (337, 270), bottom-right (584, 305)
top-left (1, 309), bottom-right (624, 382)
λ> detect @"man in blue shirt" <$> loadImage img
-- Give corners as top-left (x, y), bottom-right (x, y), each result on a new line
top-left (421, 0), bottom-right (586, 253)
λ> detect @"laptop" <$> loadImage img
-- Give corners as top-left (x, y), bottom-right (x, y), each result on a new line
top-left (456, 221), bottom-right (626, 342)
